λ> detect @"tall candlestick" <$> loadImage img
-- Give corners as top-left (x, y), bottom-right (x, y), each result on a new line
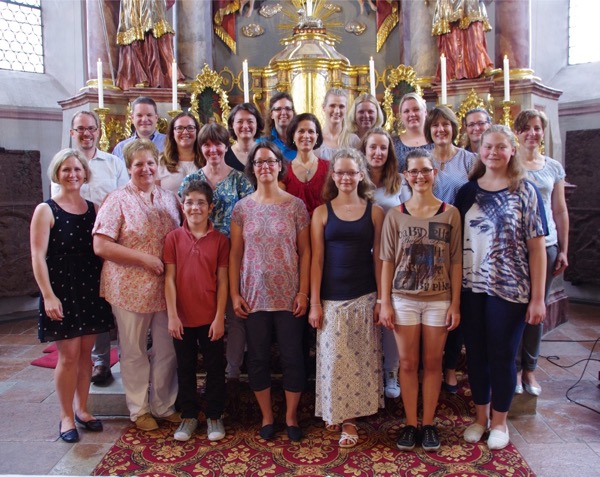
top-left (243, 59), bottom-right (250, 103)
top-left (369, 56), bottom-right (376, 97)
top-left (172, 60), bottom-right (178, 111)
top-left (440, 54), bottom-right (447, 104)
top-left (503, 55), bottom-right (510, 102)
top-left (97, 59), bottom-right (104, 108)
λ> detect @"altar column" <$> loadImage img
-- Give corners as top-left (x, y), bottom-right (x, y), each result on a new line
top-left (406, 0), bottom-right (437, 80)
top-left (494, 0), bottom-right (531, 68)
top-left (85, 0), bottom-right (119, 84)
top-left (176, 0), bottom-right (214, 78)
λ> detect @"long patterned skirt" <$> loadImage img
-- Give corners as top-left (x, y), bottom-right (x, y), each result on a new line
top-left (315, 292), bottom-right (384, 425)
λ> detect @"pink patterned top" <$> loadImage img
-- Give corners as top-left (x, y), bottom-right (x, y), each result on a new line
top-left (231, 196), bottom-right (310, 312)
top-left (93, 182), bottom-right (181, 313)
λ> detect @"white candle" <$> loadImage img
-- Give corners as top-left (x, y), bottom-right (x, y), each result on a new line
top-left (172, 60), bottom-right (178, 110)
top-left (307, 0), bottom-right (313, 16)
top-left (97, 59), bottom-right (104, 109)
top-left (440, 54), bottom-right (447, 105)
top-left (369, 56), bottom-right (376, 97)
top-left (243, 59), bottom-right (250, 103)
top-left (503, 55), bottom-right (510, 102)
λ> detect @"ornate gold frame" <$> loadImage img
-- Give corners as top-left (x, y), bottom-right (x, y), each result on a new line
top-left (382, 64), bottom-right (422, 132)
top-left (189, 64), bottom-right (231, 127)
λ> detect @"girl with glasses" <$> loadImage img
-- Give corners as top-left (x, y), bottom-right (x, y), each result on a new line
top-left (309, 148), bottom-right (384, 448)
top-left (379, 149), bottom-right (462, 452)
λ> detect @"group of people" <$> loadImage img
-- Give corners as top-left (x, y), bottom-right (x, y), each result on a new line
top-left (31, 90), bottom-right (568, 454)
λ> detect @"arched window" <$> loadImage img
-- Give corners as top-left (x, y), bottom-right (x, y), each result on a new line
top-left (0, 0), bottom-right (44, 73)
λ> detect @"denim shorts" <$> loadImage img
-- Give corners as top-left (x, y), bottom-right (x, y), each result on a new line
top-left (391, 295), bottom-right (450, 327)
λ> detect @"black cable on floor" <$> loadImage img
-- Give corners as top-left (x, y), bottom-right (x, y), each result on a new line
top-left (540, 337), bottom-right (600, 415)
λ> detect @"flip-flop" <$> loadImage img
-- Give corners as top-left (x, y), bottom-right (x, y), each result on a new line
top-left (339, 422), bottom-right (358, 448)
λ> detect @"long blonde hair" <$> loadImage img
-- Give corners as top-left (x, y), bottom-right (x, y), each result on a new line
top-left (322, 88), bottom-right (355, 148)
top-left (468, 125), bottom-right (525, 193)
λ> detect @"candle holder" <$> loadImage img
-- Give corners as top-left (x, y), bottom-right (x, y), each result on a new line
top-left (168, 109), bottom-right (183, 118)
top-left (501, 100), bottom-right (515, 128)
top-left (94, 107), bottom-right (110, 152)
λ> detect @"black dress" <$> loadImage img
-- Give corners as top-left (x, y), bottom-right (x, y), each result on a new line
top-left (38, 199), bottom-right (114, 342)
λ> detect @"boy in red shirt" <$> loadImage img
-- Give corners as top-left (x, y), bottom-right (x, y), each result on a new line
top-left (164, 180), bottom-right (229, 442)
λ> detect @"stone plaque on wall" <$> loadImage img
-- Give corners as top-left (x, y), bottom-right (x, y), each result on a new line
top-left (564, 129), bottom-right (600, 286)
top-left (0, 148), bottom-right (42, 296)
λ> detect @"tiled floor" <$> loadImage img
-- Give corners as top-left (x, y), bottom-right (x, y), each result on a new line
top-left (0, 301), bottom-right (598, 476)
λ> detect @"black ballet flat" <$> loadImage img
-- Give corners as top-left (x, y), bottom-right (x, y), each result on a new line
top-left (75, 415), bottom-right (103, 432)
top-left (259, 424), bottom-right (275, 440)
top-left (59, 422), bottom-right (79, 443)
top-left (287, 425), bottom-right (303, 442)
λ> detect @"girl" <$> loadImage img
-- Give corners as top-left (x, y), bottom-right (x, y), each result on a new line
top-left (455, 125), bottom-right (547, 450)
top-left (309, 148), bottom-right (385, 448)
top-left (314, 88), bottom-right (360, 160)
top-left (392, 93), bottom-right (434, 171)
top-left (379, 149), bottom-right (462, 452)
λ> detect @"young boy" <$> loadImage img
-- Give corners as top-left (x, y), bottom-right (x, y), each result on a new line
top-left (163, 180), bottom-right (229, 442)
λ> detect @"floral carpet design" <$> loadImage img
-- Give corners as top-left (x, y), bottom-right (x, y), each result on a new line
top-left (93, 380), bottom-right (534, 476)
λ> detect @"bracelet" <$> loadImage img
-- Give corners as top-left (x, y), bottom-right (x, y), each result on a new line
top-left (297, 292), bottom-right (309, 299)
top-left (376, 299), bottom-right (382, 304)
top-left (310, 303), bottom-right (322, 307)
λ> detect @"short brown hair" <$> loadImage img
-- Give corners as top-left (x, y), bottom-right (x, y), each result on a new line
top-left (123, 139), bottom-right (159, 168)
top-left (244, 141), bottom-right (287, 188)
top-left (513, 109), bottom-right (548, 134)
top-left (424, 106), bottom-right (459, 144)
top-left (48, 148), bottom-right (92, 183)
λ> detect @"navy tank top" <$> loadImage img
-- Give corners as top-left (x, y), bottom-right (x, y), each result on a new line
top-left (321, 200), bottom-right (377, 300)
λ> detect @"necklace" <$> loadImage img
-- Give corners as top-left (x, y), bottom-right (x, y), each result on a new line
top-left (295, 156), bottom-right (316, 181)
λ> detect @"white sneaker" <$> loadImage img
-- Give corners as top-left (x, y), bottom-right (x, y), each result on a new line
top-left (384, 371), bottom-right (401, 399)
top-left (174, 418), bottom-right (197, 442)
top-left (207, 418), bottom-right (225, 441)
top-left (464, 422), bottom-right (487, 443)
top-left (487, 427), bottom-right (510, 450)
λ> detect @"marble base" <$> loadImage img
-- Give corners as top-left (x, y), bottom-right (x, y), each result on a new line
top-left (87, 362), bottom-right (128, 417)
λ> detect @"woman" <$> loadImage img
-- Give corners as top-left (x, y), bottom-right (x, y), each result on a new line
top-left (226, 102), bottom-right (265, 171)
top-left (309, 148), bottom-right (384, 448)
top-left (314, 88), bottom-right (360, 160)
top-left (230, 141), bottom-right (311, 442)
top-left (461, 108), bottom-right (492, 154)
top-left (347, 93), bottom-right (385, 140)
top-left (392, 92), bottom-right (434, 171)
top-left (361, 127), bottom-right (407, 400)
top-left (93, 139), bottom-right (182, 431)
top-left (179, 123), bottom-right (254, 237)
top-left (179, 123), bottom-right (254, 382)
top-left (425, 106), bottom-right (476, 392)
top-left (455, 125), bottom-right (546, 450)
top-left (514, 109), bottom-right (569, 396)
top-left (31, 149), bottom-right (114, 443)
top-left (379, 149), bottom-right (462, 452)
top-left (281, 113), bottom-right (329, 216)
top-left (157, 112), bottom-right (204, 194)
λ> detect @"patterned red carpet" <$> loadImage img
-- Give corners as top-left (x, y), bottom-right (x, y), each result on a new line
top-left (93, 379), bottom-right (534, 476)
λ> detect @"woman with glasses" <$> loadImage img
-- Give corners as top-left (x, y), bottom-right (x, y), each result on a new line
top-left (514, 109), bottom-right (569, 397)
top-left (260, 92), bottom-right (296, 160)
top-left (230, 141), bottom-right (311, 442)
top-left (425, 106), bottom-right (476, 395)
top-left (226, 103), bottom-right (265, 171)
top-left (314, 88), bottom-right (360, 160)
top-left (309, 148), bottom-right (384, 448)
top-left (379, 149), bottom-right (461, 452)
top-left (347, 93), bottom-right (385, 140)
top-left (157, 112), bottom-right (204, 194)
top-left (392, 93), bottom-right (434, 171)
top-left (281, 113), bottom-right (329, 217)
top-left (462, 108), bottom-right (492, 154)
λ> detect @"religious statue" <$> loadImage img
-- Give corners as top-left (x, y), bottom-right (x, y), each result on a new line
top-left (431, 0), bottom-right (494, 81)
top-left (116, 0), bottom-right (184, 90)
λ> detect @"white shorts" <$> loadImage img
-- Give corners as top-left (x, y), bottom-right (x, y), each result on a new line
top-left (391, 295), bottom-right (450, 327)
